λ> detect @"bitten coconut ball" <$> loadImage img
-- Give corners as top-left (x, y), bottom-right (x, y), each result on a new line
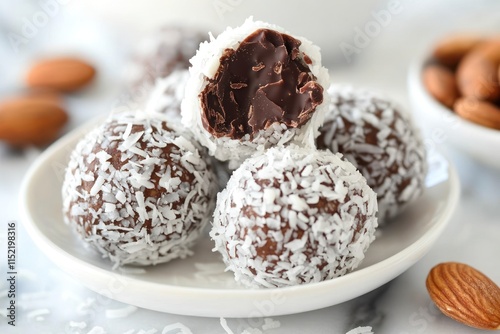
top-left (317, 85), bottom-right (427, 223)
top-left (210, 146), bottom-right (378, 288)
top-left (62, 112), bottom-right (217, 267)
top-left (182, 17), bottom-right (330, 168)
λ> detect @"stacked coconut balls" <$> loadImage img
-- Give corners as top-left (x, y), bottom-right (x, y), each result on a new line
top-left (62, 18), bottom-right (427, 288)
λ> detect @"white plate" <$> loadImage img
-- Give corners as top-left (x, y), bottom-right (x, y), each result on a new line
top-left (19, 120), bottom-right (460, 318)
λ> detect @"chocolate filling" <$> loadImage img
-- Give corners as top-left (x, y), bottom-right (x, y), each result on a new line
top-left (200, 28), bottom-right (324, 139)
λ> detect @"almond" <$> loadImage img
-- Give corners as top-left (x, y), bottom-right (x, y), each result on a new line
top-left (26, 57), bottom-right (96, 92)
top-left (0, 94), bottom-right (68, 146)
top-left (426, 262), bottom-right (500, 330)
top-left (433, 34), bottom-right (483, 68)
top-left (498, 64), bottom-right (500, 85)
top-left (423, 64), bottom-right (459, 108)
top-left (456, 40), bottom-right (500, 102)
top-left (454, 97), bottom-right (500, 130)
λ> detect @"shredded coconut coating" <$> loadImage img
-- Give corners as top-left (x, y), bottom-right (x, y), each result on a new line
top-left (62, 111), bottom-right (217, 267)
top-left (211, 146), bottom-right (378, 288)
top-left (144, 69), bottom-right (189, 121)
top-left (125, 26), bottom-right (206, 92)
top-left (182, 17), bottom-right (330, 168)
top-left (318, 85), bottom-right (427, 223)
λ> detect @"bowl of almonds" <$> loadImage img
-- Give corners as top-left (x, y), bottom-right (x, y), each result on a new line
top-left (408, 34), bottom-right (500, 169)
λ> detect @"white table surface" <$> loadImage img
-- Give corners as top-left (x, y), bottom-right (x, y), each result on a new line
top-left (1, 1), bottom-right (499, 333)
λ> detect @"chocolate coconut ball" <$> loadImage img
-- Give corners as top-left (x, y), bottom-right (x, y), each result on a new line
top-left (62, 112), bottom-right (217, 267)
top-left (144, 69), bottom-right (189, 121)
top-left (182, 18), bottom-right (330, 168)
top-left (210, 146), bottom-right (378, 288)
top-left (317, 85), bottom-right (427, 223)
top-left (118, 26), bottom-right (206, 113)
top-left (125, 26), bottom-right (207, 92)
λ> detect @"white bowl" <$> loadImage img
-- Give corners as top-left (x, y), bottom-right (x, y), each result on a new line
top-left (408, 54), bottom-right (500, 169)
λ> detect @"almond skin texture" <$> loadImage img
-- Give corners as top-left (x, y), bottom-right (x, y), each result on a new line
top-left (0, 95), bottom-right (68, 146)
top-left (498, 65), bottom-right (500, 85)
top-left (424, 64), bottom-right (460, 108)
top-left (26, 57), bottom-right (96, 92)
top-left (433, 35), bottom-right (483, 68)
top-left (457, 40), bottom-right (500, 102)
top-left (454, 97), bottom-right (500, 130)
top-left (426, 262), bottom-right (500, 330)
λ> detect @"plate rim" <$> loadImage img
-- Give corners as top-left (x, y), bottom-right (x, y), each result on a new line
top-left (19, 118), bottom-right (461, 317)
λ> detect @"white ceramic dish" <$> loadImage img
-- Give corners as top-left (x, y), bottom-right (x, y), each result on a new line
top-left (19, 120), bottom-right (459, 318)
top-left (408, 54), bottom-right (500, 170)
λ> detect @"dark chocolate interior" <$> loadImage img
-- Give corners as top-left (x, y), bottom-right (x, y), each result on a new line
top-left (200, 28), bottom-right (323, 139)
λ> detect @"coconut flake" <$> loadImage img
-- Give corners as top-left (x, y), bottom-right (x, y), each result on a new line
top-left (345, 326), bottom-right (374, 334)
top-left (69, 321), bottom-right (88, 329)
top-left (220, 317), bottom-right (235, 334)
top-left (161, 323), bottom-right (193, 334)
top-left (262, 318), bottom-right (281, 331)
top-left (87, 326), bottom-right (107, 334)
top-left (26, 308), bottom-right (50, 320)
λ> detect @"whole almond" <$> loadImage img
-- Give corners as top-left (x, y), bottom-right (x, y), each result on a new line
top-left (433, 34), bottom-right (483, 67)
top-left (0, 95), bottom-right (68, 146)
top-left (454, 97), bottom-right (500, 130)
top-left (426, 262), bottom-right (500, 330)
top-left (456, 40), bottom-right (500, 102)
top-left (423, 64), bottom-right (459, 108)
top-left (26, 57), bottom-right (96, 92)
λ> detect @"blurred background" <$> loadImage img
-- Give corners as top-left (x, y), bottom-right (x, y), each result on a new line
top-left (1, 0), bottom-right (499, 139)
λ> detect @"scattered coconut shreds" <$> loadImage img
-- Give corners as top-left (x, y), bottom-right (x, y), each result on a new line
top-left (242, 329), bottom-right (263, 334)
top-left (77, 298), bottom-right (96, 315)
top-left (262, 318), bottom-right (281, 331)
top-left (211, 146), bottom-right (378, 288)
top-left (220, 317), bottom-right (235, 334)
top-left (26, 308), bottom-right (50, 320)
top-left (161, 323), bottom-right (193, 334)
top-left (193, 262), bottom-right (227, 281)
top-left (137, 329), bottom-right (158, 334)
top-left (69, 321), bottom-right (88, 329)
top-left (181, 17), bottom-right (330, 167)
top-left (345, 326), bottom-right (374, 334)
top-left (118, 267), bottom-right (147, 275)
top-left (87, 326), bottom-right (107, 334)
top-left (105, 305), bottom-right (138, 319)
top-left (62, 111), bottom-right (217, 267)
top-left (121, 330), bottom-right (135, 334)
top-left (318, 85), bottom-right (427, 223)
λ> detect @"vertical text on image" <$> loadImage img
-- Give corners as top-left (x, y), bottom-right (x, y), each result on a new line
top-left (6, 221), bottom-right (17, 327)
